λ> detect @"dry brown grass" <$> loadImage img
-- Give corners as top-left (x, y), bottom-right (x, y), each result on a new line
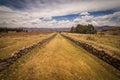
top-left (62, 32), bottom-right (120, 59)
top-left (0, 34), bottom-right (119, 80)
top-left (0, 32), bottom-right (53, 58)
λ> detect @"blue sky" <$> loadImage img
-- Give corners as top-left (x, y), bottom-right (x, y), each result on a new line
top-left (53, 9), bottom-right (119, 21)
top-left (0, 0), bottom-right (120, 28)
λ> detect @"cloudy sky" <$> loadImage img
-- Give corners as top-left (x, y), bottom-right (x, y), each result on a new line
top-left (0, 0), bottom-right (120, 28)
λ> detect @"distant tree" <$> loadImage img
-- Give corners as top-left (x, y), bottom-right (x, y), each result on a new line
top-left (0, 27), bottom-right (27, 33)
top-left (0, 27), bottom-right (8, 33)
top-left (70, 26), bottom-right (75, 33)
top-left (70, 24), bottom-right (97, 34)
top-left (75, 24), bottom-right (81, 33)
top-left (86, 24), bottom-right (97, 34)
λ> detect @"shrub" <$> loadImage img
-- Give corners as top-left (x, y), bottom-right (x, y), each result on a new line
top-left (70, 26), bottom-right (75, 33)
top-left (70, 24), bottom-right (97, 34)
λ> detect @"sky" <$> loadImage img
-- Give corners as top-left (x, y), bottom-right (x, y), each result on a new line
top-left (0, 0), bottom-right (120, 28)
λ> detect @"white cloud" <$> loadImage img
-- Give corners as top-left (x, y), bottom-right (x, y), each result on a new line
top-left (80, 12), bottom-right (89, 15)
top-left (0, 0), bottom-right (120, 28)
top-left (23, 0), bottom-right (120, 18)
top-left (73, 11), bottom-right (120, 26)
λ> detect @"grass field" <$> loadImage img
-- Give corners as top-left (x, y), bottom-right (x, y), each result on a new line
top-left (62, 32), bottom-right (120, 59)
top-left (0, 34), bottom-right (119, 80)
top-left (0, 32), bottom-right (53, 59)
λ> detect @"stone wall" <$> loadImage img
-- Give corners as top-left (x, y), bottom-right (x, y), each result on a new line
top-left (61, 34), bottom-right (120, 71)
top-left (0, 33), bottom-right (57, 71)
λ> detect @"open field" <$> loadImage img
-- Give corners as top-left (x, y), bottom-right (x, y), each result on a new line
top-left (0, 34), bottom-right (119, 80)
top-left (0, 32), bottom-right (53, 59)
top-left (0, 1), bottom-right (120, 80)
top-left (62, 33), bottom-right (120, 59)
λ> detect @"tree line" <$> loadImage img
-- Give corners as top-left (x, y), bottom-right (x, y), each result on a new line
top-left (0, 27), bottom-right (28, 33)
top-left (70, 24), bottom-right (97, 34)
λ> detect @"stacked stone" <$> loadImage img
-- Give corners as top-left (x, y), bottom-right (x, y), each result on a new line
top-left (62, 34), bottom-right (120, 71)
top-left (0, 33), bottom-right (57, 71)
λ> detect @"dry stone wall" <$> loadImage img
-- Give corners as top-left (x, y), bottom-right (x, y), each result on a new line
top-left (0, 33), bottom-right (57, 71)
top-left (62, 34), bottom-right (120, 71)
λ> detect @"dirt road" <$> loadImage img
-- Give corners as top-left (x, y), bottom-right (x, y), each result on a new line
top-left (0, 34), bottom-right (120, 80)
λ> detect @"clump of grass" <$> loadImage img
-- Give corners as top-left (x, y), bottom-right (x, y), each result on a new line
top-left (97, 32), bottom-right (105, 37)
top-left (0, 32), bottom-right (52, 59)
top-left (86, 36), bottom-right (95, 41)
top-left (63, 32), bottom-right (120, 58)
